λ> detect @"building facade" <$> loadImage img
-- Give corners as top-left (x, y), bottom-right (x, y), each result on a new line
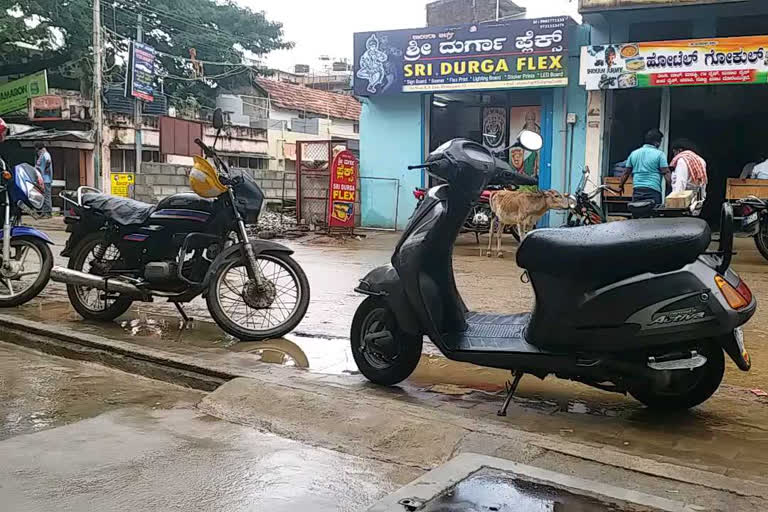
top-left (356, 17), bottom-right (589, 230)
top-left (579, 0), bottom-right (768, 221)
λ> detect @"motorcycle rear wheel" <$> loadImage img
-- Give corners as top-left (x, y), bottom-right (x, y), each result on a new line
top-left (754, 221), bottom-right (768, 262)
top-left (629, 343), bottom-right (724, 411)
top-left (350, 297), bottom-right (422, 386)
top-left (66, 232), bottom-right (133, 321)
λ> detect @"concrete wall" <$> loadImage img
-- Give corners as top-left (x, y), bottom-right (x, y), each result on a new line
top-left (132, 163), bottom-right (296, 204)
top-left (426, 0), bottom-right (525, 26)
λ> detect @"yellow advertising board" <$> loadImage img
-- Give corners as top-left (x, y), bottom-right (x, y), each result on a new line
top-left (111, 173), bottom-right (135, 198)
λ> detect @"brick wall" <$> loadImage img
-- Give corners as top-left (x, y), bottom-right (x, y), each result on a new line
top-left (132, 163), bottom-right (297, 204)
top-left (426, 0), bottom-right (524, 26)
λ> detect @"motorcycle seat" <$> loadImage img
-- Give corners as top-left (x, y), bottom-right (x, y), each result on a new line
top-left (517, 218), bottom-right (711, 283)
top-left (81, 192), bottom-right (156, 226)
top-left (627, 200), bottom-right (656, 218)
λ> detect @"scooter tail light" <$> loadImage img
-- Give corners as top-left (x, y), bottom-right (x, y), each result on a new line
top-left (715, 275), bottom-right (751, 310)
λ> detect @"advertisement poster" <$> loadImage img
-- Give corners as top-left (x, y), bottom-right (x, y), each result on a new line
top-left (127, 41), bottom-right (156, 102)
top-left (29, 95), bottom-right (63, 121)
top-left (482, 107), bottom-right (507, 149)
top-left (111, 173), bottom-right (135, 198)
top-left (0, 70), bottom-right (48, 116)
top-left (581, 35), bottom-right (768, 90)
top-left (328, 150), bottom-right (358, 228)
top-left (509, 106), bottom-right (541, 177)
top-left (354, 17), bottom-right (571, 96)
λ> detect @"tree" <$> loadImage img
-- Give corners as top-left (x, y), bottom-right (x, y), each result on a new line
top-left (0, 0), bottom-right (292, 108)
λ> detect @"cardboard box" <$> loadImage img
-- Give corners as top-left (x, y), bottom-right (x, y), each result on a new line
top-left (665, 190), bottom-right (694, 209)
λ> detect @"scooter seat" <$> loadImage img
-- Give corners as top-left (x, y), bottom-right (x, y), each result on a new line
top-left (517, 218), bottom-right (711, 283)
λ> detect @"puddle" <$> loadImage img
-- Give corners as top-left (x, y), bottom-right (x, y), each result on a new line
top-left (418, 467), bottom-right (640, 512)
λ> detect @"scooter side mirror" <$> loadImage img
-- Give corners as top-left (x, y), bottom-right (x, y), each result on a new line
top-left (518, 130), bottom-right (543, 152)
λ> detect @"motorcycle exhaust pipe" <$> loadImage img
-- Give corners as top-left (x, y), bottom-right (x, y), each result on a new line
top-left (50, 266), bottom-right (146, 299)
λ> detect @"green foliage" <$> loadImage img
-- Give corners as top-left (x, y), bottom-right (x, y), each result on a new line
top-left (0, 0), bottom-right (291, 109)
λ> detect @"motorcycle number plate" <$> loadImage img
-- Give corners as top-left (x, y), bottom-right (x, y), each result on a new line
top-left (746, 213), bottom-right (759, 225)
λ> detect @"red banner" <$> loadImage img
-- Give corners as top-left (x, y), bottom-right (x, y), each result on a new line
top-left (328, 150), bottom-right (358, 228)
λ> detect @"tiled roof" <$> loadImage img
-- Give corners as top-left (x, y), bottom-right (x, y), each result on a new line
top-left (255, 78), bottom-right (361, 121)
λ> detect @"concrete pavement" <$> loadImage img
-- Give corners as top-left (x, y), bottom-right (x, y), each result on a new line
top-left (0, 343), bottom-right (417, 512)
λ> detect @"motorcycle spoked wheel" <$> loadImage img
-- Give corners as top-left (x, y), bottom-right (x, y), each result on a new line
top-left (0, 236), bottom-right (53, 307)
top-left (350, 297), bottom-right (423, 386)
top-left (66, 232), bottom-right (133, 321)
top-left (754, 220), bottom-right (768, 262)
top-left (206, 251), bottom-right (309, 341)
top-left (628, 342), bottom-right (724, 411)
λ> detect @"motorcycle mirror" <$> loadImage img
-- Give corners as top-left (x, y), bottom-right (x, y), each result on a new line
top-left (212, 108), bottom-right (225, 130)
top-left (517, 130), bottom-right (543, 152)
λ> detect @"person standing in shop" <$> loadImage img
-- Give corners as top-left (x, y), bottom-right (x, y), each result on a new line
top-left (35, 142), bottom-right (53, 218)
top-left (669, 139), bottom-right (708, 201)
top-left (619, 128), bottom-right (671, 207)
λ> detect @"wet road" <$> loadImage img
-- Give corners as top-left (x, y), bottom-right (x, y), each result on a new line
top-left (0, 342), bottom-right (416, 511)
top-left (10, 226), bottom-right (768, 480)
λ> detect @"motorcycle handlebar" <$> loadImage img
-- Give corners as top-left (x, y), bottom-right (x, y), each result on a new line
top-left (194, 138), bottom-right (214, 158)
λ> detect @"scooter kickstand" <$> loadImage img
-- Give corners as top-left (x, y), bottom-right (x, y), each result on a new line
top-left (173, 302), bottom-right (192, 325)
top-left (498, 371), bottom-right (524, 417)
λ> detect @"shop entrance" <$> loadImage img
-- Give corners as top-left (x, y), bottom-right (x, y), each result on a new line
top-left (428, 91), bottom-right (550, 188)
top-left (669, 85), bottom-right (768, 221)
top-left (606, 84), bottom-right (768, 223)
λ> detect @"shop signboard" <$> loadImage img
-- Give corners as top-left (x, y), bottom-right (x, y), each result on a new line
top-left (581, 35), bottom-right (768, 90)
top-left (353, 17), bottom-right (571, 96)
top-left (126, 41), bottom-right (156, 102)
top-left (111, 173), bottom-right (135, 198)
top-left (29, 95), bottom-right (63, 121)
top-left (0, 71), bottom-right (48, 116)
top-left (328, 150), bottom-right (358, 228)
top-left (580, 0), bottom-right (745, 11)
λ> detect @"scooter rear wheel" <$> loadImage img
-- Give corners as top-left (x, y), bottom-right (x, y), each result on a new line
top-left (629, 343), bottom-right (724, 411)
top-left (351, 297), bottom-right (422, 386)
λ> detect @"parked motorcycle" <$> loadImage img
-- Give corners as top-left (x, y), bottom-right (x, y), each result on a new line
top-left (351, 132), bottom-right (756, 414)
top-left (52, 108), bottom-right (309, 340)
top-left (0, 159), bottom-right (53, 307)
top-left (565, 167), bottom-right (618, 226)
top-left (742, 196), bottom-right (768, 260)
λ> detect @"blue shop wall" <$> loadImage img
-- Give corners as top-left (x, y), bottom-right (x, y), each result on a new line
top-left (359, 94), bottom-right (423, 230)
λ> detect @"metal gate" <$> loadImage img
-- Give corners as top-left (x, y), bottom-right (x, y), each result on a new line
top-left (296, 141), bottom-right (332, 229)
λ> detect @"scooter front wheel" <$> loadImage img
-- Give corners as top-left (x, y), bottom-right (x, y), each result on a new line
top-left (351, 297), bottom-right (422, 386)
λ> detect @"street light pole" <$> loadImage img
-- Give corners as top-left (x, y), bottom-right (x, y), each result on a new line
top-left (92, 0), bottom-right (102, 188)
top-left (496, 0), bottom-right (500, 21)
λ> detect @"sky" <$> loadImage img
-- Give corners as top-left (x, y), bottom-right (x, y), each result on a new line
top-left (242, 0), bottom-right (579, 73)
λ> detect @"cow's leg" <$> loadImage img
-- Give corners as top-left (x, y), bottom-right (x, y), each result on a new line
top-left (486, 216), bottom-right (495, 257)
top-left (517, 223), bottom-right (525, 241)
top-left (496, 221), bottom-right (505, 258)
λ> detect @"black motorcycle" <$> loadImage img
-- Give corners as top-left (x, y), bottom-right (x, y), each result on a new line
top-left (52, 108), bottom-right (309, 340)
top-left (350, 133), bottom-right (756, 414)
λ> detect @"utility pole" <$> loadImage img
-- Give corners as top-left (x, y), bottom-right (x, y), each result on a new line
top-left (92, 0), bottom-right (103, 189)
top-left (496, 0), bottom-right (500, 21)
top-left (134, 13), bottom-right (143, 175)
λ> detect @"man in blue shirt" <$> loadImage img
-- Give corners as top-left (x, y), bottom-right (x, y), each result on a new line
top-left (35, 142), bottom-right (53, 217)
top-left (619, 129), bottom-right (671, 208)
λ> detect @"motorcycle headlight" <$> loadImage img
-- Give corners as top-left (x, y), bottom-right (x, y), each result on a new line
top-left (567, 194), bottom-right (578, 209)
top-left (26, 182), bottom-right (44, 209)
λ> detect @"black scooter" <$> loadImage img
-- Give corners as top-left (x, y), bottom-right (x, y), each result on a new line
top-left (350, 132), bottom-right (756, 414)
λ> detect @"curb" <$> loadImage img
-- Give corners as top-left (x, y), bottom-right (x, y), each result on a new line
top-left (1, 312), bottom-right (767, 504)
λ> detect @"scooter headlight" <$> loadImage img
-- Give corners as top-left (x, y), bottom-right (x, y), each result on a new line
top-left (26, 182), bottom-right (44, 209)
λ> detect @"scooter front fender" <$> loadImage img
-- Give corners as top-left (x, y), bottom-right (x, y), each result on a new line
top-left (356, 264), bottom-right (421, 335)
top-left (0, 226), bottom-right (54, 244)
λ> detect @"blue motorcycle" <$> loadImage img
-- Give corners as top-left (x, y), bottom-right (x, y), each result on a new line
top-left (0, 158), bottom-right (53, 306)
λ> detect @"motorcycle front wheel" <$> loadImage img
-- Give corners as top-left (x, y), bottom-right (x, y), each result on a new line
top-left (0, 236), bottom-right (53, 307)
top-left (206, 251), bottom-right (309, 340)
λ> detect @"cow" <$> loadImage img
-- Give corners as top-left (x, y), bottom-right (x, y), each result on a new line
top-left (486, 189), bottom-right (569, 258)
